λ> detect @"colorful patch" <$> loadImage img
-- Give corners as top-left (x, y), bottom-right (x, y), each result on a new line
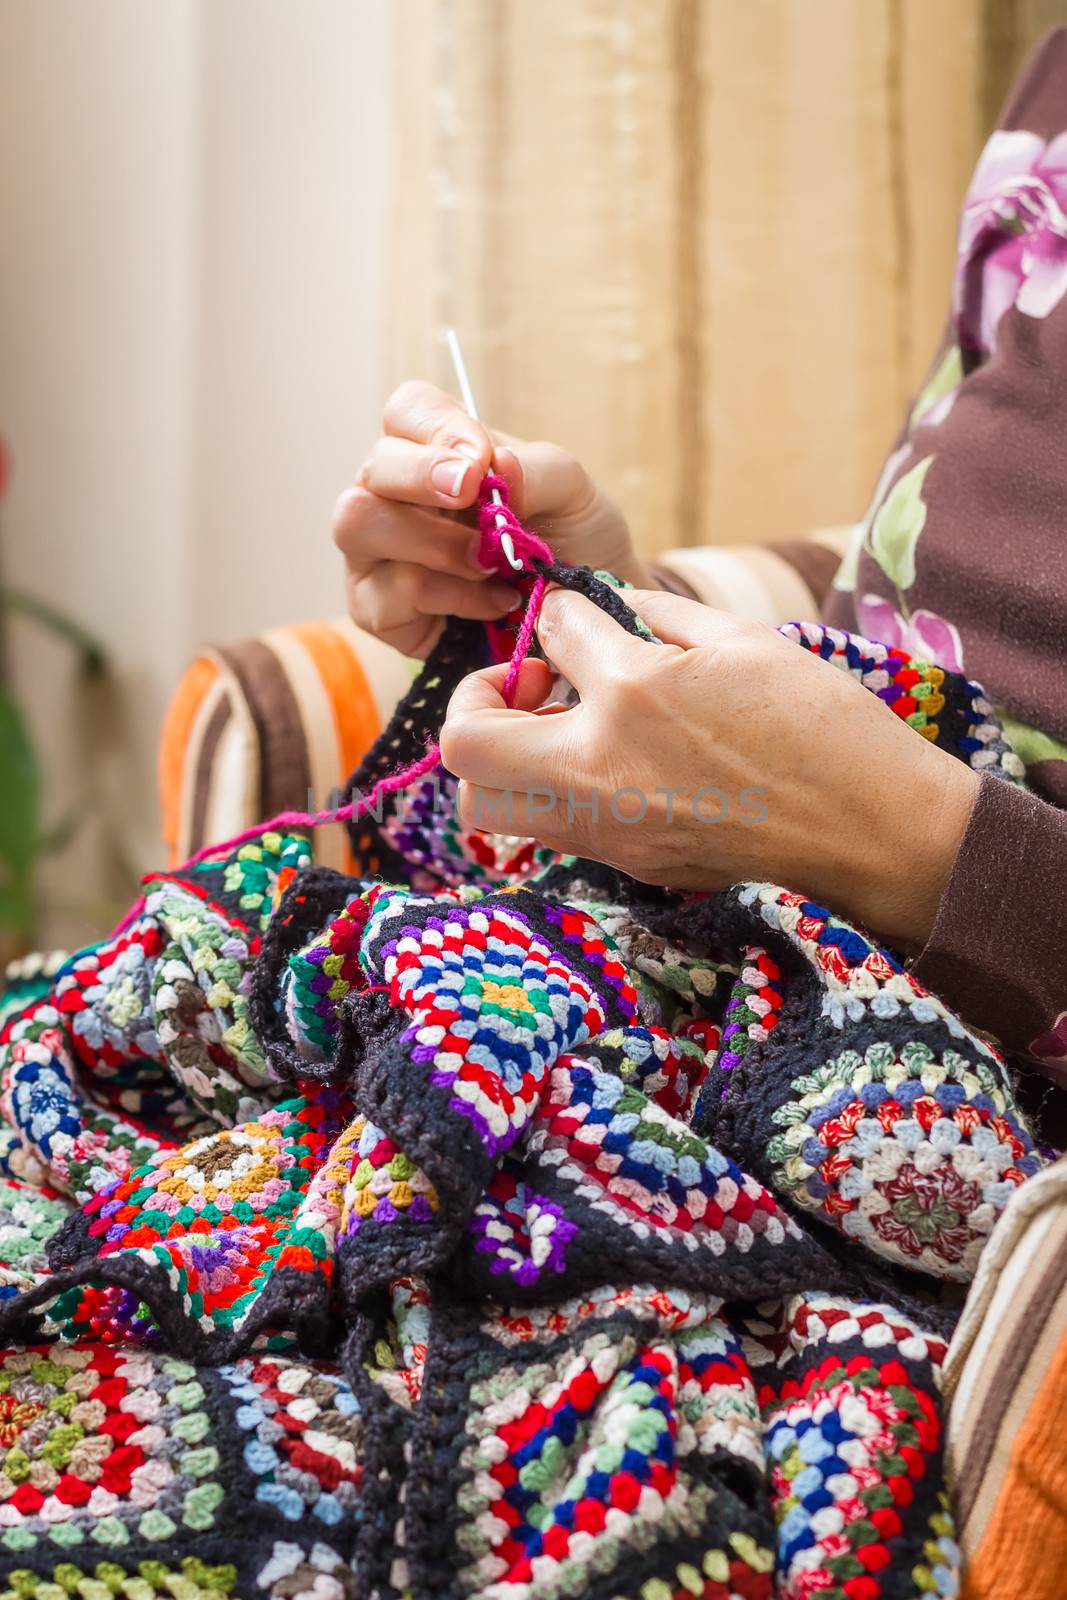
top-left (382, 767), bottom-right (541, 889)
top-left (457, 1318), bottom-right (773, 1597)
top-left (766, 1040), bottom-right (1041, 1278)
top-left (282, 895), bottom-right (370, 1060)
top-left (576, 1023), bottom-right (715, 1118)
top-left (0, 1181), bottom-right (70, 1299)
top-left (469, 1163), bottom-right (578, 1286)
top-left (335, 1117), bottom-right (438, 1239)
top-left (149, 883), bottom-right (274, 1125)
top-left (737, 883), bottom-right (1004, 1054)
top-left (195, 831), bottom-right (313, 932)
top-left (51, 1090), bottom-right (348, 1343)
top-left (0, 1344), bottom-right (223, 1551)
top-left (530, 1064), bottom-right (804, 1269)
top-left (716, 949), bottom-right (784, 1085)
top-left (217, 1354), bottom-right (362, 1527)
top-left (780, 621), bottom-right (1024, 780)
top-left (366, 899), bottom-right (610, 1156)
top-left (762, 1349), bottom-right (949, 1599)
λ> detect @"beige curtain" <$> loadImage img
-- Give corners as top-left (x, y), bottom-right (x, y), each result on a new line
top-left (387, 0), bottom-right (1065, 555)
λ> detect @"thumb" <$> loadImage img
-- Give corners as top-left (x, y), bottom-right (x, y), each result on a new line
top-left (534, 587), bottom-right (651, 696)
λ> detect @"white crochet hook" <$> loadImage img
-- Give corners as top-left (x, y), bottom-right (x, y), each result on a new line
top-left (444, 326), bottom-right (524, 572)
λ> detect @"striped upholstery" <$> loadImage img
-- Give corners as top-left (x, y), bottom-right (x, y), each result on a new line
top-left (158, 617), bottom-right (412, 872)
top-left (658, 527), bottom-right (853, 622)
top-left (943, 1155), bottom-right (1067, 1598)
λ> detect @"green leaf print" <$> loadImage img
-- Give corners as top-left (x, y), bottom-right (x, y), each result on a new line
top-left (868, 455), bottom-right (935, 591)
top-left (997, 710), bottom-right (1067, 768)
top-left (909, 346), bottom-right (962, 430)
top-left (831, 521), bottom-right (865, 594)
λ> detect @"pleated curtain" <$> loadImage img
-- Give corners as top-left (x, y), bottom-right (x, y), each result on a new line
top-left (386, 0), bottom-right (1063, 555)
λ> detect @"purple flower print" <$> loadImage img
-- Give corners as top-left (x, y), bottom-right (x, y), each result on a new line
top-left (856, 593), bottom-right (966, 674)
top-left (955, 129), bottom-right (1067, 360)
top-left (1031, 1011), bottom-right (1067, 1090)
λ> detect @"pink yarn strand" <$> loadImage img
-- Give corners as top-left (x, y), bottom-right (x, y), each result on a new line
top-left (175, 742), bottom-right (444, 874)
top-left (502, 573), bottom-right (547, 706)
top-left (122, 472), bottom-right (554, 916)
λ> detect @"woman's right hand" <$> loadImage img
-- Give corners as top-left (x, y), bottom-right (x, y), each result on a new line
top-left (332, 379), bottom-right (652, 658)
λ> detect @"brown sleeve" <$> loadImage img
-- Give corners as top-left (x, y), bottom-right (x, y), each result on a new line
top-left (912, 772), bottom-right (1067, 1080)
top-left (767, 539), bottom-right (844, 611)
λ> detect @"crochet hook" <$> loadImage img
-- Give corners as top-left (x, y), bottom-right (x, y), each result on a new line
top-left (444, 327), bottom-right (524, 572)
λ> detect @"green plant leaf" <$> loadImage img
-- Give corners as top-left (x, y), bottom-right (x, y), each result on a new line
top-left (0, 588), bottom-right (107, 679)
top-left (0, 691), bottom-right (41, 873)
top-left (868, 455), bottom-right (935, 591)
top-left (0, 870), bottom-right (34, 939)
top-left (39, 806), bottom-right (82, 857)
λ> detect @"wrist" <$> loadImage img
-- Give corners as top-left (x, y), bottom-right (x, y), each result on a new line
top-left (853, 752), bottom-right (980, 951)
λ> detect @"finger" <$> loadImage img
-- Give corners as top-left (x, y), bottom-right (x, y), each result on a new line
top-left (534, 586), bottom-right (653, 695)
top-left (621, 588), bottom-right (767, 649)
top-left (350, 564), bottom-right (522, 648)
top-left (442, 657), bottom-right (556, 719)
top-left (440, 662), bottom-right (574, 791)
top-left (454, 779), bottom-right (594, 856)
top-left (333, 488), bottom-right (484, 578)
top-left (492, 440), bottom-right (590, 521)
top-left (360, 435), bottom-right (485, 513)
top-left (382, 379), bottom-right (493, 466)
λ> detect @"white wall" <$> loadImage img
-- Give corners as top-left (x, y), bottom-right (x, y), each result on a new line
top-left (0, 1), bottom-right (393, 945)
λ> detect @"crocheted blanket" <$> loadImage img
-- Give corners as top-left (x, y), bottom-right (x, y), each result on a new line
top-left (0, 590), bottom-right (1042, 1600)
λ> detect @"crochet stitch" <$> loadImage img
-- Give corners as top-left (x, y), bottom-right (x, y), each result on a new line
top-left (0, 478), bottom-right (1042, 1598)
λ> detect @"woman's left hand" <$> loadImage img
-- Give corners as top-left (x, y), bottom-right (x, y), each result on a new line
top-left (439, 588), bottom-right (980, 950)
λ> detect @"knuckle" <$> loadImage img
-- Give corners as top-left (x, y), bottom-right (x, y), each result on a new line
top-left (331, 486), bottom-right (372, 550)
top-left (535, 588), bottom-right (569, 641)
top-left (348, 580), bottom-right (379, 635)
top-left (542, 442), bottom-right (581, 479)
top-left (391, 562), bottom-right (425, 607)
top-left (438, 417), bottom-right (490, 458)
top-left (439, 713), bottom-right (477, 776)
top-left (455, 781), bottom-right (476, 830)
top-left (383, 378), bottom-right (429, 427)
top-left (595, 660), bottom-right (635, 711)
top-left (539, 443), bottom-right (589, 503)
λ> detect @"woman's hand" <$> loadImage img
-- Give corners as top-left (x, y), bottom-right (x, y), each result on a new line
top-left (439, 588), bottom-right (981, 949)
top-left (332, 380), bottom-right (652, 658)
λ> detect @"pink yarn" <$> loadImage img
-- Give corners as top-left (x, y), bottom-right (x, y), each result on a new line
top-left (120, 473), bottom-right (555, 916)
top-left (477, 473), bottom-right (554, 573)
top-left (502, 573), bottom-right (547, 705)
top-left (477, 474), bottom-right (553, 708)
top-left (180, 741), bottom-right (444, 872)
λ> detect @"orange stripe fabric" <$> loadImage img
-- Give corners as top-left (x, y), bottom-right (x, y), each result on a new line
top-left (158, 655), bottom-right (220, 867)
top-left (289, 621), bottom-right (383, 790)
top-left (962, 1328), bottom-right (1067, 1600)
top-left (290, 622), bottom-right (384, 875)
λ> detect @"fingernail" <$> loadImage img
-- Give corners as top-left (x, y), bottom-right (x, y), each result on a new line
top-left (467, 531), bottom-right (497, 573)
top-left (489, 584), bottom-right (522, 613)
top-left (431, 458), bottom-right (470, 497)
top-left (455, 443), bottom-right (483, 464)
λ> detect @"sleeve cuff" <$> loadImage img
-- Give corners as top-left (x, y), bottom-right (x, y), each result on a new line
top-left (912, 771), bottom-right (1067, 1080)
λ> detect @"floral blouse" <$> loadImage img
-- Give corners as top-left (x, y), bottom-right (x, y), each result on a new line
top-left (824, 28), bottom-right (1067, 1085)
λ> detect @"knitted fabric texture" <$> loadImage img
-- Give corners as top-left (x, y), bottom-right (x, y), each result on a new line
top-left (0, 510), bottom-right (1041, 1600)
